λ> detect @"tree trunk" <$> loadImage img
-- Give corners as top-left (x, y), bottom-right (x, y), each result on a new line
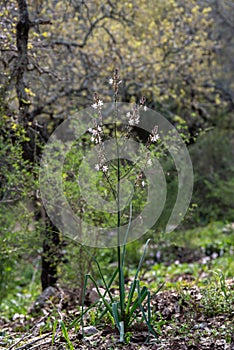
top-left (15, 0), bottom-right (61, 291)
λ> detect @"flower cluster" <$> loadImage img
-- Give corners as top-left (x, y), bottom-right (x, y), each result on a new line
top-left (126, 96), bottom-right (147, 126)
top-left (90, 93), bottom-right (107, 172)
top-left (91, 92), bottom-right (104, 110)
top-left (89, 70), bottom-right (160, 186)
top-left (94, 150), bottom-right (109, 174)
top-left (91, 100), bottom-right (103, 110)
top-left (95, 163), bottom-right (108, 173)
top-left (149, 125), bottom-right (159, 143)
top-left (126, 106), bottom-right (140, 126)
top-left (88, 126), bottom-right (102, 144)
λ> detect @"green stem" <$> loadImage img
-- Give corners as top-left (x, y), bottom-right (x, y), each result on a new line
top-left (114, 96), bottom-right (125, 321)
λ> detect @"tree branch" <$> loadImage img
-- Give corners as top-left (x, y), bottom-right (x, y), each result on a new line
top-left (15, 0), bottom-right (31, 125)
top-left (30, 18), bottom-right (52, 26)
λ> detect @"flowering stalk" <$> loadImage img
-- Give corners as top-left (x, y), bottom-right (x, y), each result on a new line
top-left (82, 69), bottom-right (161, 342)
top-left (111, 68), bottom-right (125, 323)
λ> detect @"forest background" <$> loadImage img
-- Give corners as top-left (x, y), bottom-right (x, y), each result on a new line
top-left (0, 0), bottom-right (234, 347)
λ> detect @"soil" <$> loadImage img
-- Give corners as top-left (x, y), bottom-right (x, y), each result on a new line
top-left (1, 279), bottom-right (234, 350)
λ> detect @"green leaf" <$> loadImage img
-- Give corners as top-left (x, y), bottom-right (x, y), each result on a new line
top-left (60, 321), bottom-right (74, 350)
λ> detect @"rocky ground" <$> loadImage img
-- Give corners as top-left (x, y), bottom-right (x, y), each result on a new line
top-left (1, 279), bottom-right (234, 350)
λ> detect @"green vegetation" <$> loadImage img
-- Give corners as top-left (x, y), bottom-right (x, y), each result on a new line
top-left (0, 0), bottom-right (233, 348)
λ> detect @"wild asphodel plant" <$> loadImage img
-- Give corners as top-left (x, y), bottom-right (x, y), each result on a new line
top-left (70, 69), bottom-right (164, 342)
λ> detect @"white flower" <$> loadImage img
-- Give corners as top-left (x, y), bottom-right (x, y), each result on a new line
top-left (127, 107), bottom-right (140, 125)
top-left (91, 100), bottom-right (103, 109)
top-left (95, 136), bottom-right (102, 144)
top-left (201, 256), bottom-right (210, 264)
top-left (102, 165), bottom-right (108, 173)
top-left (211, 252), bottom-right (218, 259)
top-left (89, 126), bottom-right (102, 143)
top-left (142, 180), bottom-right (145, 187)
top-left (147, 159), bottom-right (152, 166)
top-left (90, 126), bottom-right (102, 135)
top-left (126, 112), bottom-right (131, 118)
top-left (109, 78), bottom-right (113, 85)
top-left (91, 129), bottom-right (97, 135)
top-left (91, 103), bottom-right (98, 109)
top-left (95, 164), bottom-right (100, 171)
top-left (135, 116), bottom-right (140, 124)
top-left (150, 134), bottom-right (160, 142)
top-left (129, 118), bottom-right (135, 125)
top-left (143, 106), bottom-right (148, 111)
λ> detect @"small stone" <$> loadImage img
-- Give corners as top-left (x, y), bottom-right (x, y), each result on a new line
top-left (83, 326), bottom-right (99, 335)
